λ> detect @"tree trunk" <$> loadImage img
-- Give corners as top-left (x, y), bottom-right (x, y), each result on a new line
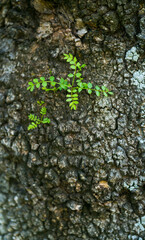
top-left (0, 0), bottom-right (145, 239)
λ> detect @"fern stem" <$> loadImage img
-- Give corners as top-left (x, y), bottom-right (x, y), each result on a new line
top-left (71, 64), bottom-right (77, 98)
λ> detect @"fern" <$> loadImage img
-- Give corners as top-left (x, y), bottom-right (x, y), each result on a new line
top-left (27, 103), bottom-right (50, 131)
top-left (27, 53), bottom-right (113, 130)
top-left (40, 107), bottom-right (47, 115)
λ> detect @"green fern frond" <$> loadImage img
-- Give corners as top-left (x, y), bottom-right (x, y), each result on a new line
top-left (27, 53), bottom-right (114, 130)
top-left (40, 107), bottom-right (47, 115)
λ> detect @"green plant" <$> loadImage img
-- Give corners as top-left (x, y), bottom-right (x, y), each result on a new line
top-left (27, 53), bottom-right (113, 130)
top-left (27, 101), bottom-right (50, 130)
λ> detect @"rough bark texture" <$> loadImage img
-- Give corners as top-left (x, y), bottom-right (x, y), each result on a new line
top-left (0, 0), bottom-right (145, 239)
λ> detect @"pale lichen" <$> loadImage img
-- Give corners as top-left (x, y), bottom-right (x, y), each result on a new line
top-left (125, 46), bottom-right (139, 62)
top-left (131, 70), bottom-right (145, 89)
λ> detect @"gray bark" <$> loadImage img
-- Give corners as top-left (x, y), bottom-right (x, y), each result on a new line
top-left (0, 0), bottom-right (145, 239)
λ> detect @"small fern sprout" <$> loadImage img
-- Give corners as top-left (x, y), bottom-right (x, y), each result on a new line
top-left (27, 53), bottom-right (113, 130)
top-left (27, 103), bottom-right (50, 131)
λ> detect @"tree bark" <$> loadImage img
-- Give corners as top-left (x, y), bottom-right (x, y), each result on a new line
top-left (0, 0), bottom-right (145, 239)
